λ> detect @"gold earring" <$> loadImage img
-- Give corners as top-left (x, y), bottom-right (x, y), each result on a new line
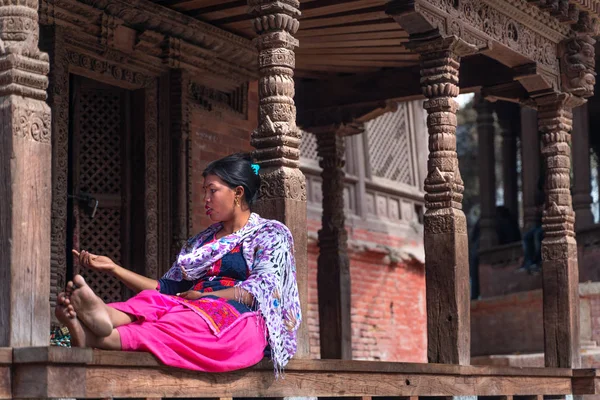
top-left (234, 197), bottom-right (240, 207)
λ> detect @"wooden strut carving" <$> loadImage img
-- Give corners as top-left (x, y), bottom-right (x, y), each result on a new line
top-left (314, 124), bottom-right (362, 360)
top-left (0, 0), bottom-right (52, 346)
top-left (248, 0), bottom-right (309, 358)
top-left (408, 35), bottom-right (477, 366)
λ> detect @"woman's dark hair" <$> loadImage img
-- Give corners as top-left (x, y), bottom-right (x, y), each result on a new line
top-left (202, 153), bottom-right (261, 206)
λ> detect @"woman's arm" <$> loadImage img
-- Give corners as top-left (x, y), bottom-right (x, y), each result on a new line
top-left (73, 250), bottom-right (158, 293)
top-left (178, 287), bottom-right (255, 306)
top-left (111, 265), bottom-right (159, 293)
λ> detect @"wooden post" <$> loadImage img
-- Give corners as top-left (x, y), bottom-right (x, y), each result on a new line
top-left (535, 18), bottom-right (596, 368)
top-left (535, 93), bottom-right (581, 368)
top-left (247, 0), bottom-right (309, 358)
top-left (520, 107), bottom-right (542, 232)
top-left (314, 123), bottom-right (363, 360)
top-left (167, 69), bottom-right (191, 261)
top-left (474, 97), bottom-right (497, 249)
top-left (572, 103), bottom-right (594, 231)
top-left (410, 36), bottom-right (476, 365)
top-left (496, 102), bottom-right (521, 220)
top-left (0, 1), bottom-right (52, 346)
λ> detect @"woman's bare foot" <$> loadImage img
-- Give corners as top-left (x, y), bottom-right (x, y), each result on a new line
top-left (55, 293), bottom-right (86, 347)
top-left (69, 275), bottom-right (113, 337)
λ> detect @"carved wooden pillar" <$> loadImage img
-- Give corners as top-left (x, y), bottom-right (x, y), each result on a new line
top-left (0, 0), bottom-right (52, 346)
top-left (313, 123), bottom-right (363, 360)
top-left (520, 106), bottom-right (542, 231)
top-left (572, 103), bottom-right (594, 231)
top-left (410, 36), bottom-right (476, 365)
top-left (474, 97), bottom-right (497, 249)
top-left (536, 93), bottom-right (581, 368)
top-left (248, 0), bottom-right (308, 358)
top-left (496, 102), bottom-right (520, 219)
top-left (168, 69), bottom-right (191, 262)
top-left (534, 19), bottom-right (597, 369)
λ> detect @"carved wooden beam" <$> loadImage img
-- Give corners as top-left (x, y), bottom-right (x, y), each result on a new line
top-left (39, 0), bottom-right (258, 85)
top-left (387, 0), bottom-right (567, 78)
top-left (0, 0), bottom-right (52, 346)
top-left (247, 0), bottom-right (309, 358)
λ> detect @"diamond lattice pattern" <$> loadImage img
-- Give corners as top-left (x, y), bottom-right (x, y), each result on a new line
top-left (78, 89), bottom-right (123, 303)
top-left (366, 103), bottom-right (414, 185)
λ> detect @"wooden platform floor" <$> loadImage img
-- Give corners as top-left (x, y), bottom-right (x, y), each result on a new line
top-left (1, 347), bottom-right (599, 399)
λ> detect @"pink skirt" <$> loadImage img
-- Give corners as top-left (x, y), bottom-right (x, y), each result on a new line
top-left (108, 290), bottom-right (267, 372)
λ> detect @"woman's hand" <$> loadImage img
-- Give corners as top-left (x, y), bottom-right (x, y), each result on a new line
top-left (177, 290), bottom-right (205, 300)
top-left (72, 249), bottom-right (117, 274)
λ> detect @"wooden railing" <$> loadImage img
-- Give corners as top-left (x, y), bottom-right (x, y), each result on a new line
top-left (2, 346), bottom-right (600, 399)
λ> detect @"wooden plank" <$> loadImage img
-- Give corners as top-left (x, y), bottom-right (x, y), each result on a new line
top-left (298, 59), bottom-right (416, 68)
top-left (296, 64), bottom-right (380, 73)
top-left (169, 0), bottom-right (240, 12)
top-left (297, 22), bottom-right (401, 37)
top-left (298, 30), bottom-right (408, 42)
top-left (84, 350), bottom-right (575, 377)
top-left (14, 346), bottom-right (93, 364)
top-left (299, 39), bottom-right (407, 48)
top-left (301, 0), bottom-right (385, 19)
top-left (0, 366), bottom-right (10, 400)
top-left (195, 4), bottom-right (246, 20)
top-left (300, 10), bottom-right (389, 29)
top-left (297, 46), bottom-right (412, 54)
top-left (0, 349), bottom-right (11, 364)
top-left (81, 369), bottom-right (574, 398)
top-left (299, 54), bottom-right (419, 61)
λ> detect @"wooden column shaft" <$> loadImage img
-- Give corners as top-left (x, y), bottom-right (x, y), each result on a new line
top-left (411, 36), bottom-right (475, 366)
top-left (572, 103), bottom-right (594, 231)
top-left (0, 1), bottom-right (52, 346)
top-left (475, 98), bottom-right (497, 249)
top-left (520, 107), bottom-right (542, 232)
top-left (536, 93), bottom-right (581, 369)
top-left (314, 125), bottom-right (362, 360)
top-left (248, 0), bottom-right (309, 358)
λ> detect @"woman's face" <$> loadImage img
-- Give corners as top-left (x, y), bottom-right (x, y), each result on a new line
top-left (203, 174), bottom-right (238, 222)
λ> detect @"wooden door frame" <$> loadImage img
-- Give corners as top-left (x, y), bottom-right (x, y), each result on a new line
top-left (44, 28), bottom-right (162, 309)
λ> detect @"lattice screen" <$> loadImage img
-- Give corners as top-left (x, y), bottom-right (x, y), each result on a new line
top-left (79, 92), bottom-right (122, 194)
top-left (78, 89), bottom-right (123, 303)
top-left (300, 130), bottom-right (319, 161)
top-left (365, 103), bottom-right (414, 185)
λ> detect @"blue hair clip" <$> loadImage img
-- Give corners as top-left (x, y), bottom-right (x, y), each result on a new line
top-left (251, 163), bottom-right (260, 175)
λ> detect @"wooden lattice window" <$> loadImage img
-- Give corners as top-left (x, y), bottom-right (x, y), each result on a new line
top-left (300, 130), bottom-right (319, 161)
top-left (74, 81), bottom-right (126, 303)
top-left (365, 103), bottom-right (415, 186)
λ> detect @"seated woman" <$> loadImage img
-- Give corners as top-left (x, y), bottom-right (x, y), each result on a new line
top-left (55, 153), bottom-right (301, 374)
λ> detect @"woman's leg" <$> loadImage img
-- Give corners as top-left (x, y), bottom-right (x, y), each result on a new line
top-left (69, 274), bottom-right (133, 337)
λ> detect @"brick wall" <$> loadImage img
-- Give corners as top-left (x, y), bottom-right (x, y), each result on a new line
top-left (472, 282), bottom-right (600, 357)
top-left (306, 218), bottom-right (427, 362)
top-left (189, 82), bottom-right (258, 232)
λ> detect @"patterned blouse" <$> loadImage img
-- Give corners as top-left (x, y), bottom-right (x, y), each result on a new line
top-left (157, 234), bottom-right (255, 336)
